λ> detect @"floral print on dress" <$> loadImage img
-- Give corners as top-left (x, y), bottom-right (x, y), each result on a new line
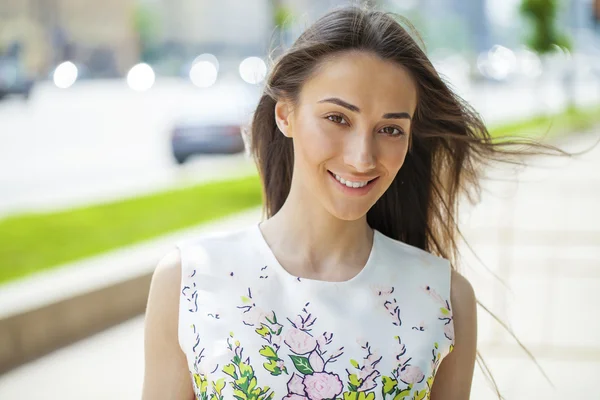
top-left (371, 285), bottom-right (402, 326)
top-left (180, 243), bottom-right (455, 400)
top-left (422, 285), bottom-right (454, 342)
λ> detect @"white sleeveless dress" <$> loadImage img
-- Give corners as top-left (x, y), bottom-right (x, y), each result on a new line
top-left (176, 224), bottom-right (454, 400)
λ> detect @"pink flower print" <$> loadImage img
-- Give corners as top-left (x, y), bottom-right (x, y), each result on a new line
top-left (303, 372), bottom-right (343, 400)
top-left (309, 347), bottom-right (325, 372)
top-left (356, 336), bottom-right (368, 347)
top-left (284, 395), bottom-right (309, 400)
top-left (287, 373), bottom-right (307, 396)
top-left (241, 306), bottom-right (268, 326)
top-left (398, 357), bottom-right (412, 368)
top-left (444, 322), bottom-right (455, 341)
top-left (366, 353), bottom-right (381, 368)
top-left (393, 337), bottom-right (406, 359)
top-left (291, 315), bottom-right (304, 328)
top-left (316, 332), bottom-right (333, 349)
top-left (422, 285), bottom-right (453, 318)
top-left (372, 285), bottom-right (401, 326)
top-left (399, 365), bottom-right (425, 385)
top-left (272, 334), bottom-right (283, 348)
top-left (422, 285), bottom-right (445, 305)
top-left (384, 298), bottom-right (402, 326)
top-left (357, 370), bottom-right (379, 392)
top-left (285, 328), bottom-right (318, 355)
top-left (371, 285), bottom-right (394, 296)
top-left (325, 347), bottom-right (344, 364)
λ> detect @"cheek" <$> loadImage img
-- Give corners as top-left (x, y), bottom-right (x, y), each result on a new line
top-left (379, 139), bottom-right (409, 175)
top-left (294, 118), bottom-right (339, 169)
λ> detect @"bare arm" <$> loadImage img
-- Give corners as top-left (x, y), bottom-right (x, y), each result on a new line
top-left (430, 269), bottom-right (478, 399)
top-left (142, 249), bottom-right (195, 400)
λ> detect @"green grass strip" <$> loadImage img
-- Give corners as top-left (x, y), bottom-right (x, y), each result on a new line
top-left (0, 175), bottom-right (262, 284)
top-left (489, 104), bottom-right (600, 140)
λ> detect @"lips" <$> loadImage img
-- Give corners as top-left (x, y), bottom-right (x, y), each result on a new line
top-left (327, 170), bottom-right (379, 185)
top-left (327, 170), bottom-right (379, 196)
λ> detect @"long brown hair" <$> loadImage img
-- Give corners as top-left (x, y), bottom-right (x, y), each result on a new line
top-left (249, 5), bottom-right (570, 398)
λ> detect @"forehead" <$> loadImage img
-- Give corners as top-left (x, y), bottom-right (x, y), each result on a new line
top-left (299, 51), bottom-right (418, 114)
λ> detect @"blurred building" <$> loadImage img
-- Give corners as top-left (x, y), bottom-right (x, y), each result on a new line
top-left (156, 0), bottom-right (272, 56)
top-left (0, 0), bottom-right (139, 78)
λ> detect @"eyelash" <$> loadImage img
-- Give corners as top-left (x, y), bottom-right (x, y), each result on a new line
top-left (325, 113), bottom-right (405, 136)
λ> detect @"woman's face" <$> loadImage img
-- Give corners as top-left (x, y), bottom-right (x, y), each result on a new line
top-left (276, 51), bottom-right (418, 221)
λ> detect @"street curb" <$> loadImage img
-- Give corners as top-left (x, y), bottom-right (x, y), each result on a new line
top-left (0, 208), bottom-right (262, 375)
top-left (0, 274), bottom-right (151, 375)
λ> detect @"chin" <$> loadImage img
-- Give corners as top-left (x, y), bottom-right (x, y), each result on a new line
top-left (326, 203), bottom-right (371, 222)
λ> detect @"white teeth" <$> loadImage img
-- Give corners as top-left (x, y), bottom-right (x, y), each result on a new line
top-left (333, 173), bottom-right (369, 188)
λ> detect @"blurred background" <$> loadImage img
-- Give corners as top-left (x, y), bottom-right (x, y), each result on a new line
top-left (0, 0), bottom-right (599, 399)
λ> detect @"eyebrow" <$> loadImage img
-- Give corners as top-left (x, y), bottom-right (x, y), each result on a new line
top-left (317, 97), bottom-right (412, 120)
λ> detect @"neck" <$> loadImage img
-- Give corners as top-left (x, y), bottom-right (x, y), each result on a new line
top-left (259, 177), bottom-right (374, 280)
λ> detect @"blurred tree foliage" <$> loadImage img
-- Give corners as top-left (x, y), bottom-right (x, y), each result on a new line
top-left (133, 4), bottom-right (162, 62)
top-left (519, 0), bottom-right (571, 53)
top-left (272, 0), bottom-right (293, 29)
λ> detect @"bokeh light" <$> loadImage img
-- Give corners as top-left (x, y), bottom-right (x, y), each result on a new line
top-left (189, 61), bottom-right (218, 88)
top-left (239, 57), bottom-right (267, 84)
top-left (53, 61), bottom-right (78, 89)
top-left (126, 63), bottom-right (155, 91)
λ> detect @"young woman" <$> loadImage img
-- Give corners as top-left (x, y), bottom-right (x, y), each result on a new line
top-left (142, 6), bottom-right (560, 400)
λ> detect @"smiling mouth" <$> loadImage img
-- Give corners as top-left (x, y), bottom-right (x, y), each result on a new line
top-left (327, 170), bottom-right (379, 188)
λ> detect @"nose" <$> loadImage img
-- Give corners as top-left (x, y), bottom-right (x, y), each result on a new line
top-left (344, 132), bottom-right (376, 172)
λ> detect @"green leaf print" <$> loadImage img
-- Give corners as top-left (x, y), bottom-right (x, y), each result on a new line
top-left (289, 354), bottom-right (314, 375)
top-left (344, 391), bottom-right (377, 400)
top-left (247, 376), bottom-right (258, 394)
top-left (382, 376), bottom-right (398, 396)
top-left (263, 359), bottom-right (286, 376)
top-left (348, 373), bottom-right (362, 391)
top-left (233, 388), bottom-right (248, 400)
top-left (413, 389), bottom-right (427, 400)
top-left (211, 378), bottom-right (226, 400)
top-left (393, 388), bottom-right (411, 400)
top-left (440, 307), bottom-right (450, 316)
top-left (241, 296), bottom-right (251, 304)
top-left (259, 345), bottom-right (278, 359)
top-left (239, 361), bottom-right (254, 378)
top-left (255, 325), bottom-right (270, 338)
top-left (350, 359), bottom-right (360, 368)
top-left (265, 313), bottom-right (278, 324)
top-left (344, 393), bottom-right (359, 400)
top-left (223, 363), bottom-right (238, 380)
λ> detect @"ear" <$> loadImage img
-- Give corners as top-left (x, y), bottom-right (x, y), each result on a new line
top-left (274, 100), bottom-right (293, 138)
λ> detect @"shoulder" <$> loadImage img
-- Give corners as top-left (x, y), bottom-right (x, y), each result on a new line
top-left (450, 269), bottom-right (477, 320)
top-left (147, 249), bottom-right (183, 317)
top-left (449, 269), bottom-right (477, 355)
top-left (176, 225), bottom-right (255, 269)
top-left (177, 225), bottom-right (253, 256)
top-left (375, 230), bottom-right (449, 270)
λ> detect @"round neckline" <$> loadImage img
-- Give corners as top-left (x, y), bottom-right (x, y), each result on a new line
top-left (252, 222), bottom-right (379, 285)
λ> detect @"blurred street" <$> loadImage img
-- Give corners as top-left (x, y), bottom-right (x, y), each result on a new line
top-left (0, 79), bottom-right (259, 217)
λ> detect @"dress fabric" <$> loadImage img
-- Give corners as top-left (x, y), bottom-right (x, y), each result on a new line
top-left (177, 224), bottom-right (455, 400)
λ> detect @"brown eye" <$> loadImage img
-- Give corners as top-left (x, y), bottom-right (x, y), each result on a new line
top-left (380, 126), bottom-right (404, 136)
top-left (326, 114), bottom-right (347, 125)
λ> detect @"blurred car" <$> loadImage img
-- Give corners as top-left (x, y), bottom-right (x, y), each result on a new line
top-left (0, 58), bottom-right (34, 100)
top-left (171, 119), bottom-right (247, 164)
top-left (169, 82), bottom-right (259, 164)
